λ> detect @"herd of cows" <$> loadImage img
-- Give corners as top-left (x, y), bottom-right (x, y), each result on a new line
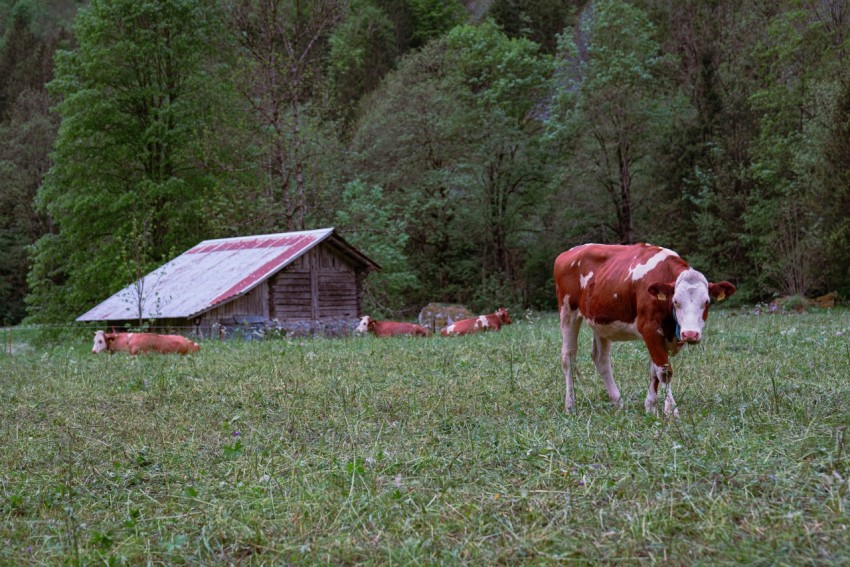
top-left (89, 243), bottom-right (736, 416)
top-left (354, 306), bottom-right (513, 337)
top-left (89, 307), bottom-right (514, 355)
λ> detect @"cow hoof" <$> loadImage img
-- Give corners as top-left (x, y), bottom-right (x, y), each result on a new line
top-left (611, 398), bottom-right (624, 410)
top-left (664, 401), bottom-right (680, 418)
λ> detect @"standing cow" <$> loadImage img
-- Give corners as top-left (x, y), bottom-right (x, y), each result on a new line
top-left (440, 307), bottom-right (512, 336)
top-left (554, 243), bottom-right (735, 416)
top-left (356, 316), bottom-right (431, 337)
top-left (92, 330), bottom-right (200, 355)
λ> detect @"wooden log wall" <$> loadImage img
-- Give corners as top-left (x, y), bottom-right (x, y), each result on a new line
top-left (198, 284), bottom-right (269, 327)
top-left (270, 243), bottom-right (359, 321)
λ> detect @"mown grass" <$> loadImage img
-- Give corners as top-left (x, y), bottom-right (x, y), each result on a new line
top-left (2, 309), bottom-right (850, 565)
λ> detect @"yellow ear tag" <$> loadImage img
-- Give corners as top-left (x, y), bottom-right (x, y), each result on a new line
top-left (657, 293), bottom-right (666, 301)
top-left (717, 292), bottom-right (725, 301)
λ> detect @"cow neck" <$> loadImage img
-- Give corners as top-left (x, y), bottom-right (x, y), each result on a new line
top-left (671, 308), bottom-right (681, 341)
top-left (657, 309), bottom-right (679, 344)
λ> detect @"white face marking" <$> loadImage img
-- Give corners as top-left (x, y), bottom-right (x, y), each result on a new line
top-left (580, 271), bottom-right (594, 289)
top-left (673, 269), bottom-right (710, 340)
top-left (628, 248), bottom-right (678, 282)
top-left (355, 316), bottom-right (371, 334)
top-left (613, 293), bottom-right (618, 299)
top-left (92, 330), bottom-right (107, 353)
top-left (586, 319), bottom-right (641, 341)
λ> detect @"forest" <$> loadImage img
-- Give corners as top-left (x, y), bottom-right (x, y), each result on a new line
top-left (1, 0), bottom-right (848, 325)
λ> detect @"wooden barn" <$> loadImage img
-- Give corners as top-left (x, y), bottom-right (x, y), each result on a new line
top-left (76, 228), bottom-right (380, 336)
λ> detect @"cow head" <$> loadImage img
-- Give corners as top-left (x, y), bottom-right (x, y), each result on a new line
top-left (355, 316), bottom-right (373, 334)
top-left (92, 330), bottom-right (110, 353)
top-left (648, 270), bottom-right (736, 344)
top-left (496, 307), bottom-right (512, 325)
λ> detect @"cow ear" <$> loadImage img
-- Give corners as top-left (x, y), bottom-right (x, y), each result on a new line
top-left (709, 281), bottom-right (737, 301)
top-left (647, 282), bottom-right (675, 301)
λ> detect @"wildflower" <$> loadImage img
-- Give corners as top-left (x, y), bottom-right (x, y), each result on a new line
top-left (233, 431), bottom-right (240, 437)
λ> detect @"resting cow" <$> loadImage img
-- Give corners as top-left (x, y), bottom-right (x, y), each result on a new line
top-left (91, 330), bottom-right (133, 354)
top-left (554, 243), bottom-right (735, 416)
top-left (92, 330), bottom-right (200, 355)
top-left (355, 316), bottom-right (431, 337)
top-left (440, 307), bottom-right (512, 336)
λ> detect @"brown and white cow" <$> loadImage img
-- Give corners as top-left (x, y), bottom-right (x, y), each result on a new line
top-left (91, 330), bottom-right (133, 354)
top-left (554, 244), bottom-right (735, 416)
top-left (92, 330), bottom-right (200, 355)
top-left (356, 316), bottom-right (431, 337)
top-left (440, 307), bottom-right (513, 336)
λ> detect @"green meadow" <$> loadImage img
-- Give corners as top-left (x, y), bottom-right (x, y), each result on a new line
top-left (2, 309), bottom-right (850, 565)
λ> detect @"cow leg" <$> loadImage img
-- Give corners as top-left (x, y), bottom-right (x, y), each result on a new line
top-left (647, 361), bottom-right (678, 417)
top-left (639, 329), bottom-right (679, 417)
top-left (645, 364), bottom-right (660, 414)
top-left (560, 303), bottom-right (582, 413)
top-left (591, 333), bottom-right (622, 409)
top-left (662, 368), bottom-right (679, 418)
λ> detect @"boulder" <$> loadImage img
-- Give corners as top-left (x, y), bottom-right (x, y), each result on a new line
top-left (418, 303), bottom-right (474, 332)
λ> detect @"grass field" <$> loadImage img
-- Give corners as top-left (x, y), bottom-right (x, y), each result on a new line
top-left (2, 308), bottom-right (850, 565)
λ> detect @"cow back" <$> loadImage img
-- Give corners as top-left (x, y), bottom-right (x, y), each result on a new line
top-left (555, 244), bottom-right (689, 326)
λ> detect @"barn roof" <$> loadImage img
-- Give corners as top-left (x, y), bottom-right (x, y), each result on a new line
top-left (76, 228), bottom-right (380, 322)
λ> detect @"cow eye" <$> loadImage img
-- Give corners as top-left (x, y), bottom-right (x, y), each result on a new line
top-left (673, 301), bottom-right (680, 309)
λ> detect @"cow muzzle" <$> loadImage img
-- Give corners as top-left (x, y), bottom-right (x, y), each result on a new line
top-left (680, 330), bottom-right (701, 343)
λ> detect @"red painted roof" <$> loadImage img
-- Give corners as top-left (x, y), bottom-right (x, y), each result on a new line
top-left (76, 228), bottom-right (375, 322)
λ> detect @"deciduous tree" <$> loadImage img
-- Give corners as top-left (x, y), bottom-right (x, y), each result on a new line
top-left (28, 0), bottom-right (234, 321)
top-left (549, 0), bottom-right (687, 245)
top-left (229, 0), bottom-right (347, 231)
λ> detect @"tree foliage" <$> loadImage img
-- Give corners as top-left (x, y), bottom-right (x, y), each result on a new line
top-left (27, 0), bottom-right (235, 321)
top-left (549, 0), bottom-right (688, 245)
top-left (6, 0), bottom-right (850, 323)
top-left (351, 22), bottom-right (553, 309)
top-left (333, 180), bottom-right (418, 314)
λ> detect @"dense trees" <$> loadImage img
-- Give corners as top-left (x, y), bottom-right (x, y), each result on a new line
top-left (27, 0), bottom-right (237, 321)
top-left (0, 0), bottom-right (71, 323)
top-left (2, 0), bottom-right (849, 322)
top-left (351, 23), bottom-right (552, 308)
top-left (548, 0), bottom-right (687, 245)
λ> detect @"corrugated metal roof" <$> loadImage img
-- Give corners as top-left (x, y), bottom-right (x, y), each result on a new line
top-left (77, 228), bottom-right (375, 322)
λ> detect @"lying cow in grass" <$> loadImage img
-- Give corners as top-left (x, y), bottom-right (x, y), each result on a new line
top-left (356, 316), bottom-right (431, 337)
top-left (92, 330), bottom-right (200, 355)
top-left (91, 331), bottom-right (133, 353)
top-left (554, 243), bottom-right (736, 416)
top-left (440, 307), bottom-right (512, 336)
